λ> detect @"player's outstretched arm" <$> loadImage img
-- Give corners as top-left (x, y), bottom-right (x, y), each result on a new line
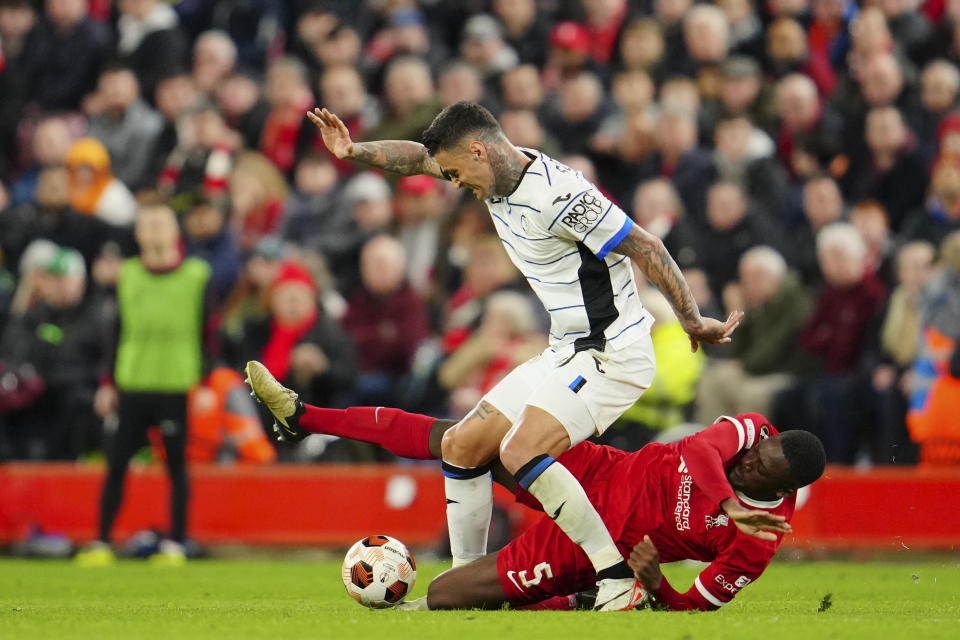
top-left (306, 107), bottom-right (447, 180)
top-left (719, 498), bottom-right (792, 541)
top-left (612, 224), bottom-right (743, 352)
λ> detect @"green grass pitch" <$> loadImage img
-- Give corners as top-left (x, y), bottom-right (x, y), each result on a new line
top-left (0, 557), bottom-right (958, 639)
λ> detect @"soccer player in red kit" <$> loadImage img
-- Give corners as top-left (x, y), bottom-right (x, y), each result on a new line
top-left (417, 413), bottom-right (825, 611)
top-left (243, 362), bottom-right (821, 611)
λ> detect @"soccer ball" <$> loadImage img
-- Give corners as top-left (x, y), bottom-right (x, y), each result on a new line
top-left (341, 535), bottom-right (417, 608)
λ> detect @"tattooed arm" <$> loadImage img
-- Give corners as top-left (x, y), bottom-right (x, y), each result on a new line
top-left (306, 107), bottom-right (446, 180)
top-left (613, 224), bottom-right (743, 352)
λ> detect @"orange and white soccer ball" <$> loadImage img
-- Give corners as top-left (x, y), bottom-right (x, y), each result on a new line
top-left (341, 535), bottom-right (417, 608)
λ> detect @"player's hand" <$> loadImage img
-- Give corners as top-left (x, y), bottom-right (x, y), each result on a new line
top-left (684, 310), bottom-right (744, 353)
top-left (94, 383), bottom-right (118, 417)
top-left (721, 498), bottom-right (792, 542)
top-left (306, 107), bottom-right (355, 159)
top-left (628, 535), bottom-right (662, 591)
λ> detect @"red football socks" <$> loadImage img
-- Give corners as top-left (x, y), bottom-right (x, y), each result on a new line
top-left (300, 405), bottom-right (435, 460)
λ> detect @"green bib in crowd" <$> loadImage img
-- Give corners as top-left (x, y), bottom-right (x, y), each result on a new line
top-left (114, 257), bottom-right (210, 393)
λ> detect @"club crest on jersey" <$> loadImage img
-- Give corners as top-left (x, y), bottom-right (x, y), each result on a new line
top-left (561, 191), bottom-right (604, 234)
top-left (520, 215), bottom-right (530, 233)
top-left (705, 514), bottom-right (730, 529)
top-left (759, 424), bottom-right (771, 440)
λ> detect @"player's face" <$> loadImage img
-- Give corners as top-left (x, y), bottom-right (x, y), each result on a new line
top-left (433, 143), bottom-right (496, 201)
top-left (729, 437), bottom-right (796, 501)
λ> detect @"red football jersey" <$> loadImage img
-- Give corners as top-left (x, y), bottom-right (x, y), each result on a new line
top-left (516, 413), bottom-right (793, 609)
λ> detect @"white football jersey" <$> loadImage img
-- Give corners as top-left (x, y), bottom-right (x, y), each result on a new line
top-left (484, 149), bottom-right (651, 354)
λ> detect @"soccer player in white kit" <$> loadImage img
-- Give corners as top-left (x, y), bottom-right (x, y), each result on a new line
top-left (306, 102), bottom-right (744, 610)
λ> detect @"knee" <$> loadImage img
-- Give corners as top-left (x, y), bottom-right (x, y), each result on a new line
top-left (440, 425), bottom-right (490, 468)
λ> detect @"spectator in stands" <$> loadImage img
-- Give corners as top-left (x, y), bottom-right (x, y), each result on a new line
top-left (150, 72), bottom-right (200, 186)
top-left (206, 0), bottom-right (284, 72)
top-left (342, 235), bottom-right (431, 408)
top-left (65, 138), bottom-right (137, 227)
top-left (797, 222), bottom-right (888, 463)
top-left (765, 16), bottom-right (836, 96)
top-left (842, 106), bottom-right (929, 231)
top-left (631, 178), bottom-right (700, 271)
top-left (907, 231), bottom-right (960, 465)
top-left (775, 73), bottom-right (843, 178)
top-left (681, 4), bottom-right (731, 76)
top-left (364, 7), bottom-right (437, 74)
top-left (870, 240), bottom-right (935, 464)
top-left (0, 247), bottom-right (102, 459)
top-left (20, 0), bottom-right (108, 111)
top-left (807, 0), bottom-right (853, 71)
top-left (260, 56), bottom-right (314, 175)
top-left (221, 236), bottom-right (285, 341)
top-left (228, 151), bottom-right (288, 252)
top-left (654, 0), bottom-right (693, 73)
top-left (546, 71), bottom-right (613, 156)
top-left (181, 196), bottom-right (240, 306)
top-left (86, 65), bottom-right (164, 191)
top-left (542, 21), bottom-right (602, 90)
top-left (850, 199), bottom-right (896, 287)
top-left (280, 151), bottom-right (345, 250)
top-left (717, 0), bottom-right (764, 60)
top-left (500, 64), bottom-right (546, 113)
top-left (881, 0), bottom-right (932, 65)
top-left (578, 1), bottom-right (627, 67)
top-left (439, 289), bottom-right (546, 417)
top-left (710, 113), bottom-right (788, 217)
top-left (710, 56), bottom-right (779, 138)
top-left (493, 0), bottom-right (551, 69)
top-left (394, 174), bottom-right (449, 298)
top-left (459, 13), bottom-right (517, 95)
top-left (0, 167), bottom-right (129, 272)
top-left (793, 173), bottom-right (847, 286)
top-left (902, 153), bottom-right (960, 246)
top-left (648, 105), bottom-right (714, 223)
top-left (696, 246), bottom-right (811, 423)
top-left (499, 109), bottom-right (562, 159)
top-left (10, 115), bottom-right (76, 207)
top-left (916, 59), bottom-right (960, 161)
top-left (438, 61), bottom-right (486, 111)
top-left (192, 30), bottom-right (237, 97)
top-left (697, 179), bottom-right (785, 301)
top-left (363, 56), bottom-right (441, 143)
top-left (216, 70), bottom-right (271, 151)
top-left (221, 259), bottom-right (357, 411)
top-left (615, 18), bottom-right (666, 83)
top-left (114, 0), bottom-right (188, 104)
top-left (158, 99), bottom-right (236, 203)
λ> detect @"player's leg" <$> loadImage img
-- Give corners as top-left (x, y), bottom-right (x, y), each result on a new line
top-left (423, 553), bottom-right (508, 610)
top-left (439, 401), bottom-right (513, 566)
top-left (500, 339), bottom-right (655, 611)
top-left (98, 392), bottom-right (149, 541)
top-left (244, 360), bottom-right (443, 459)
top-left (155, 393), bottom-right (189, 564)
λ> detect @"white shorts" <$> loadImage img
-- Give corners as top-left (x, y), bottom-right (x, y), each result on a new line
top-left (482, 331), bottom-right (656, 447)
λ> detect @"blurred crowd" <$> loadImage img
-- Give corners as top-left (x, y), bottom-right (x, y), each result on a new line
top-left (2, 0), bottom-right (960, 467)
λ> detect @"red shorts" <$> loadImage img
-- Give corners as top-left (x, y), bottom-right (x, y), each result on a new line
top-left (496, 515), bottom-right (596, 606)
top-left (497, 442), bottom-right (666, 606)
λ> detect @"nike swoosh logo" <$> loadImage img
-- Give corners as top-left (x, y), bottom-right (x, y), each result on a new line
top-left (446, 499), bottom-right (459, 504)
top-left (550, 501), bottom-right (566, 520)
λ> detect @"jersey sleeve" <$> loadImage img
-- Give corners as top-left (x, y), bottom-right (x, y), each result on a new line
top-left (545, 184), bottom-right (634, 259)
top-left (650, 536), bottom-right (777, 611)
top-left (678, 413), bottom-right (775, 507)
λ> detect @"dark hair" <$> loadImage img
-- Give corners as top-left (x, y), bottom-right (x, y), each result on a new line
top-left (780, 430), bottom-right (826, 488)
top-left (421, 101), bottom-right (502, 155)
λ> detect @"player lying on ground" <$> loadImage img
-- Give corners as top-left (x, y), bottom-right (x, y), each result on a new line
top-left (305, 101), bottom-right (743, 609)
top-left (245, 363), bottom-right (816, 610)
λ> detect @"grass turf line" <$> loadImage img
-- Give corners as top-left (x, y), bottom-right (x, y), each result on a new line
top-left (0, 559), bottom-right (957, 640)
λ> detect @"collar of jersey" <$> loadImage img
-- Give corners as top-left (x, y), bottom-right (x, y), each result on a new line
top-left (498, 148), bottom-right (538, 198)
top-left (735, 490), bottom-right (783, 509)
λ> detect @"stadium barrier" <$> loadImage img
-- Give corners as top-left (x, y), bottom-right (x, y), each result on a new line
top-left (1, 462), bottom-right (958, 549)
